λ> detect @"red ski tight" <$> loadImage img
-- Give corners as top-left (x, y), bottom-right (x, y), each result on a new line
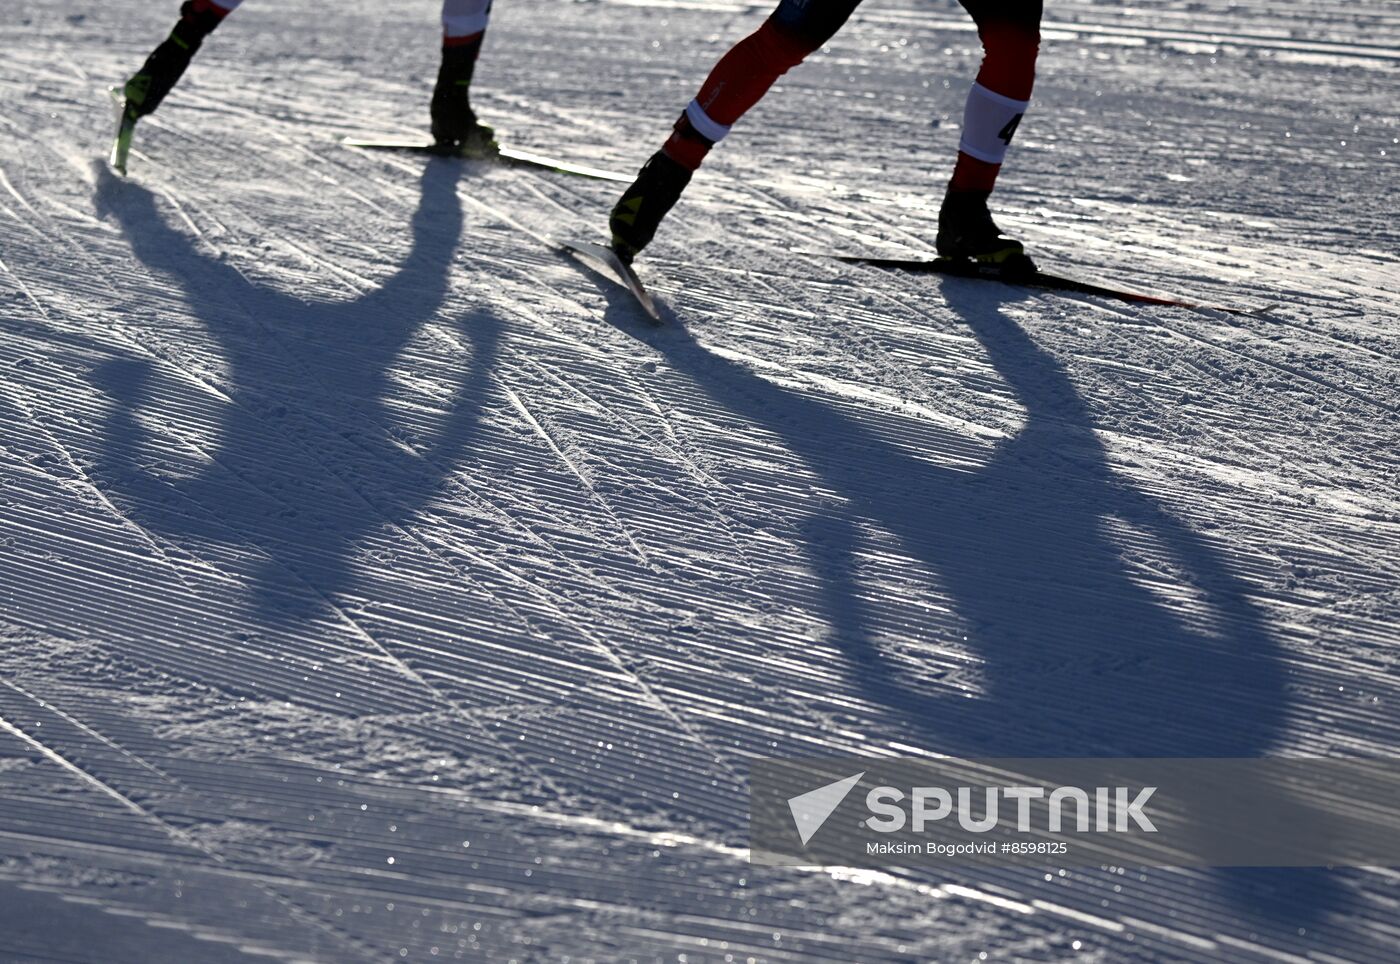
top-left (662, 0), bottom-right (1042, 196)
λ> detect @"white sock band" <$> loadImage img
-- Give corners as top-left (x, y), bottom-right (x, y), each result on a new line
top-left (685, 99), bottom-right (732, 143)
top-left (958, 82), bottom-right (1030, 165)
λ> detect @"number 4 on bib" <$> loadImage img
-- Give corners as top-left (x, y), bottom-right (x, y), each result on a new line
top-left (998, 112), bottom-right (1024, 146)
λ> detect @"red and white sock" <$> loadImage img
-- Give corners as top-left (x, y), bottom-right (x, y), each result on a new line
top-left (662, 19), bottom-right (819, 171)
top-left (949, 22), bottom-right (1040, 194)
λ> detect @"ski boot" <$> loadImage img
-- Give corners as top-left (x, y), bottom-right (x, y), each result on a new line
top-left (122, 0), bottom-right (227, 120)
top-left (609, 150), bottom-right (693, 264)
top-left (111, 0), bottom-right (227, 172)
top-left (935, 188), bottom-right (1036, 277)
top-left (430, 40), bottom-right (497, 158)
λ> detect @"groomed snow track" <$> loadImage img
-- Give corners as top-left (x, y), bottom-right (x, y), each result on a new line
top-left (1, 1), bottom-right (1397, 960)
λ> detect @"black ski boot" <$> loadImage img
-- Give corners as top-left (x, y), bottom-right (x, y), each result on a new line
top-left (430, 40), bottom-right (497, 157)
top-left (609, 150), bottom-right (693, 264)
top-left (936, 189), bottom-right (1035, 276)
top-left (122, 0), bottom-right (227, 120)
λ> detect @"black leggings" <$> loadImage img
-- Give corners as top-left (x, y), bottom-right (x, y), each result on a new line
top-left (771, 0), bottom-right (1043, 48)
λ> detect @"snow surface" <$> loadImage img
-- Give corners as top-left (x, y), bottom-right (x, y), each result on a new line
top-left (1, 0), bottom-right (1398, 960)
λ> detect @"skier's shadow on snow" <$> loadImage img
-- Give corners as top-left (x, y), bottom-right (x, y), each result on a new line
top-left (615, 286), bottom-right (1344, 927)
top-left (91, 159), bottom-right (500, 627)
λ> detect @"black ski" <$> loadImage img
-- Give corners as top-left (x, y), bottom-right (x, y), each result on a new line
top-left (342, 138), bottom-right (631, 182)
top-left (559, 240), bottom-right (661, 322)
top-left (838, 255), bottom-right (1259, 316)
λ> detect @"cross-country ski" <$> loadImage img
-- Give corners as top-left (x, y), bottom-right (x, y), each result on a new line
top-left (836, 254), bottom-right (1261, 315)
top-left (342, 137), bottom-right (632, 181)
top-left (559, 239), bottom-right (662, 321)
top-left (4, 1), bottom-right (1399, 962)
top-left (106, 87), bottom-right (138, 174)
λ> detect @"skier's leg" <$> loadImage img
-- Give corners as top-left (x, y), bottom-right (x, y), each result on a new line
top-left (431, 0), bottom-right (496, 153)
top-left (609, 0), bottom-right (863, 261)
top-left (123, 0), bottom-right (241, 119)
top-left (949, 1), bottom-right (1041, 193)
top-left (658, 2), bottom-right (857, 171)
top-left (937, 0), bottom-right (1043, 267)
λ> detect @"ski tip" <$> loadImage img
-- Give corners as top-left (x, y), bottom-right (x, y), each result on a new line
top-left (341, 137), bottom-right (630, 181)
top-left (832, 253), bottom-right (923, 263)
top-left (497, 147), bottom-right (632, 183)
top-left (559, 240), bottom-right (662, 323)
top-left (109, 108), bottom-right (136, 177)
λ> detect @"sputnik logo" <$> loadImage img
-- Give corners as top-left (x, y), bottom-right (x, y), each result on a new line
top-left (787, 772), bottom-right (865, 846)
